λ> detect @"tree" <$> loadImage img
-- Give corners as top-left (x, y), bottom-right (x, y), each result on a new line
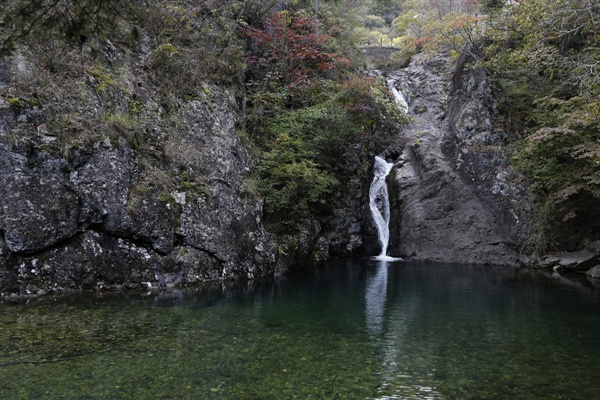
top-left (368, 0), bottom-right (403, 25)
top-left (391, 0), bottom-right (483, 57)
top-left (246, 11), bottom-right (350, 87)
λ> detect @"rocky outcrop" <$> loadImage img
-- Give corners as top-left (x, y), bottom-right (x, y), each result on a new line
top-left (1, 173), bottom-right (79, 253)
top-left (380, 53), bottom-right (526, 265)
top-left (0, 53), bottom-right (279, 296)
top-left (170, 97), bottom-right (278, 279)
top-left (324, 140), bottom-right (380, 257)
top-left (0, 30), bottom-right (385, 298)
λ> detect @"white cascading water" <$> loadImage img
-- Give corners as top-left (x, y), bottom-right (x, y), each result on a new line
top-left (369, 156), bottom-right (395, 259)
top-left (387, 79), bottom-right (408, 113)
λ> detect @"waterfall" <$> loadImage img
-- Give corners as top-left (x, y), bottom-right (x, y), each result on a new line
top-left (387, 79), bottom-right (408, 113)
top-left (369, 156), bottom-right (395, 259)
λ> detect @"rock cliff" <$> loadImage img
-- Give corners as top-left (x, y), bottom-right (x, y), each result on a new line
top-left (0, 48), bottom-right (281, 296)
top-left (380, 53), bottom-right (528, 265)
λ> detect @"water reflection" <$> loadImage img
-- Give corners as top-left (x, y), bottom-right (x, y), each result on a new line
top-left (1, 260), bottom-right (599, 399)
top-left (365, 260), bottom-right (388, 336)
top-left (365, 260), bottom-right (443, 399)
top-left (360, 260), bottom-right (600, 399)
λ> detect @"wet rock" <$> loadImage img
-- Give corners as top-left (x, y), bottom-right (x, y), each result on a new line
top-left (4, 228), bottom-right (230, 295)
top-left (274, 219), bottom-right (322, 276)
top-left (167, 246), bottom-right (222, 284)
top-left (1, 230), bottom-right (153, 294)
top-left (323, 140), bottom-right (378, 257)
top-left (388, 144), bottom-right (518, 264)
top-left (51, 231), bottom-right (153, 289)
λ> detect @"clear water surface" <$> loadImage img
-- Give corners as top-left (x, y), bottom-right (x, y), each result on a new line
top-left (1, 259), bottom-right (599, 399)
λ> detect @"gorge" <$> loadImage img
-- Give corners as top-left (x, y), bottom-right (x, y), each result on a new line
top-left (1, 0), bottom-right (599, 299)
top-left (1, 44), bottom-right (599, 298)
top-left (1, 1), bottom-right (600, 398)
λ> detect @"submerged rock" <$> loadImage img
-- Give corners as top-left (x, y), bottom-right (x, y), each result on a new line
top-left (587, 266), bottom-right (600, 279)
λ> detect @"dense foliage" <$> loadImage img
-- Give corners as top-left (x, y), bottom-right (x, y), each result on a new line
top-left (245, 8), bottom-right (408, 230)
top-left (475, 0), bottom-right (600, 250)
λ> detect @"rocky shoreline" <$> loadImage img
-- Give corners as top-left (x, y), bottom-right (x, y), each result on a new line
top-left (521, 250), bottom-right (600, 279)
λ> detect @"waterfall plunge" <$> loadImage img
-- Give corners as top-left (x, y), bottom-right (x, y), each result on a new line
top-left (369, 156), bottom-right (395, 260)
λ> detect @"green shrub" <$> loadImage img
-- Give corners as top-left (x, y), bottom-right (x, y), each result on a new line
top-left (254, 104), bottom-right (353, 224)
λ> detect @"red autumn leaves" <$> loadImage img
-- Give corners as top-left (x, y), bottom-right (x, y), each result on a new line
top-left (245, 12), bottom-right (350, 86)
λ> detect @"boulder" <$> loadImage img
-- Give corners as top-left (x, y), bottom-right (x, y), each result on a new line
top-left (539, 255), bottom-right (561, 268)
top-left (557, 251), bottom-right (600, 272)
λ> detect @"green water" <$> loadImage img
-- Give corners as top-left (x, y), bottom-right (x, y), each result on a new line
top-left (1, 259), bottom-right (599, 399)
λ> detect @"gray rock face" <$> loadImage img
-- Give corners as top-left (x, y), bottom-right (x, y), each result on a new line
top-left (1, 173), bottom-right (79, 253)
top-left (388, 144), bottom-right (517, 264)
top-left (70, 148), bottom-right (176, 254)
top-left (70, 149), bottom-right (134, 232)
top-left (383, 53), bottom-right (524, 265)
top-left (169, 94), bottom-right (277, 279)
top-left (0, 60), bottom-right (278, 295)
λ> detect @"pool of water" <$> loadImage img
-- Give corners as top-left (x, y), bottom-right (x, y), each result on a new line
top-left (1, 259), bottom-right (599, 399)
